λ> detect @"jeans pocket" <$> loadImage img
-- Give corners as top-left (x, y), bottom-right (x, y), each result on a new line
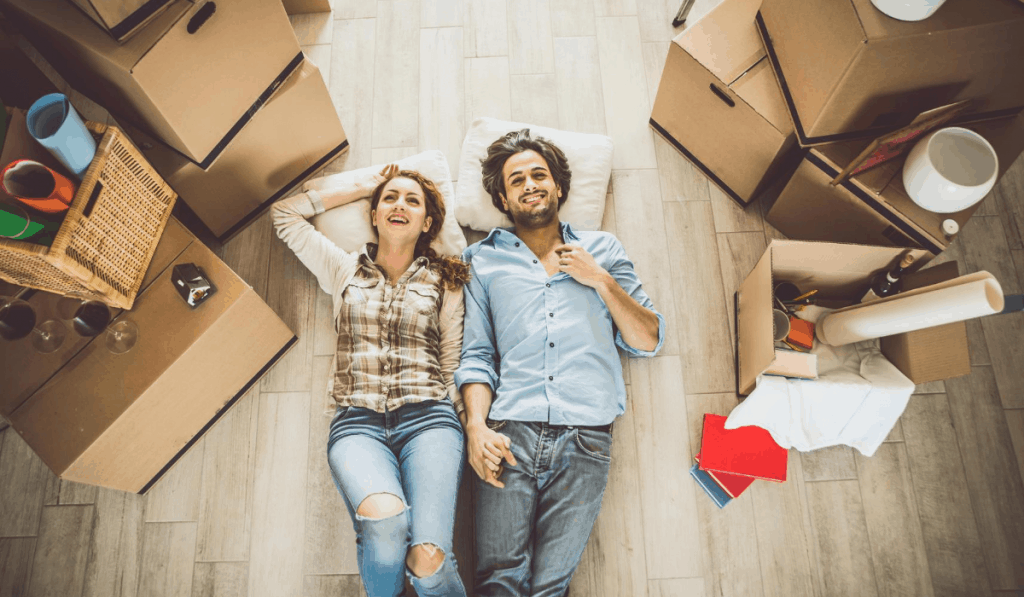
top-left (485, 418), bottom-right (507, 432)
top-left (574, 428), bottom-right (612, 462)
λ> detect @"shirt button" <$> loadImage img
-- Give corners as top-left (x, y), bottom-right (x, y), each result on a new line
top-left (533, 259), bottom-right (538, 264)
top-left (549, 313), bottom-right (553, 317)
top-left (549, 376), bottom-right (554, 381)
top-left (545, 283), bottom-right (550, 288)
top-left (515, 242), bottom-right (520, 247)
top-left (549, 342), bottom-right (554, 347)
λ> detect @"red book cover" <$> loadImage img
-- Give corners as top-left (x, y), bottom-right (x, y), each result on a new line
top-left (699, 414), bottom-right (788, 482)
top-left (695, 453), bottom-right (756, 499)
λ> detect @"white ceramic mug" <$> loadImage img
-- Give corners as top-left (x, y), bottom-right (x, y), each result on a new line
top-left (870, 0), bottom-right (947, 21)
top-left (902, 127), bottom-right (998, 214)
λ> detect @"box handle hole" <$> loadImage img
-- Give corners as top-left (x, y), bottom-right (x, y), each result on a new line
top-left (188, 2), bottom-right (216, 34)
top-left (709, 84), bottom-right (735, 107)
top-left (83, 181), bottom-right (103, 218)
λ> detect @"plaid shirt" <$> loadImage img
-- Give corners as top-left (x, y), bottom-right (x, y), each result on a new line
top-left (271, 192), bottom-right (465, 415)
top-left (332, 246), bottom-right (449, 412)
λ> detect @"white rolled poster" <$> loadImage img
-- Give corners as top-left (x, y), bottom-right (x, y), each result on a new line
top-left (817, 272), bottom-right (1004, 346)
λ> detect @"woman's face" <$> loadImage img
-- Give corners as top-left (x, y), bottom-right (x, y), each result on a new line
top-left (372, 176), bottom-right (433, 244)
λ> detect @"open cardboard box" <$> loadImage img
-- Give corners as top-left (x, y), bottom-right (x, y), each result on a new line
top-left (765, 114), bottom-right (1024, 256)
top-left (650, 0), bottom-right (800, 206)
top-left (1, 0), bottom-right (302, 168)
top-left (757, 0), bottom-right (1024, 145)
top-left (736, 239), bottom-right (970, 395)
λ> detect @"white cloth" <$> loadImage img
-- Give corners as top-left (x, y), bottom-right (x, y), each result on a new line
top-left (725, 306), bottom-right (915, 457)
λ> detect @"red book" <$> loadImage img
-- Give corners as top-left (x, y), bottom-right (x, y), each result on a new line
top-left (699, 414), bottom-right (788, 482)
top-left (695, 453), bottom-right (756, 499)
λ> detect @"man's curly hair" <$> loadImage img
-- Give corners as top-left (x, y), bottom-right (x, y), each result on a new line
top-left (480, 129), bottom-right (572, 217)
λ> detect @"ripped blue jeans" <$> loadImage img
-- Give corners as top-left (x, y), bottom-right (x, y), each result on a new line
top-left (327, 399), bottom-right (467, 597)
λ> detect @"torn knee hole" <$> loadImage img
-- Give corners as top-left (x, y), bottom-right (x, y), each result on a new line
top-left (406, 543), bottom-right (446, 578)
top-left (355, 493), bottom-right (405, 520)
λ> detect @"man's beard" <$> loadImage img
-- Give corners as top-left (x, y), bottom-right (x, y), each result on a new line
top-left (512, 195), bottom-right (557, 228)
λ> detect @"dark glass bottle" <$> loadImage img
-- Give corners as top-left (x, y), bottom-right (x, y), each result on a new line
top-left (860, 254), bottom-right (915, 303)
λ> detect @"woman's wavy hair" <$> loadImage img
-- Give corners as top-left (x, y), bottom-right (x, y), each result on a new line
top-left (480, 128), bottom-right (572, 217)
top-left (370, 170), bottom-right (470, 290)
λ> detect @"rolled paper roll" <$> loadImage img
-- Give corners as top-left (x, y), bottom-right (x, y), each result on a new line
top-left (26, 93), bottom-right (97, 178)
top-left (1, 160), bottom-right (75, 214)
top-left (817, 272), bottom-right (1004, 346)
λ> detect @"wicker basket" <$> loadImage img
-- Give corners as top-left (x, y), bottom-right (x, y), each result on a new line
top-left (0, 121), bottom-right (177, 309)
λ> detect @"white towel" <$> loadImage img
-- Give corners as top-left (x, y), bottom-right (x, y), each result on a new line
top-left (725, 306), bottom-right (915, 457)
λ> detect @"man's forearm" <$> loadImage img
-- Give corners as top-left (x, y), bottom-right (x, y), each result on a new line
top-left (461, 383), bottom-right (495, 430)
top-left (596, 274), bottom-right (660, 352)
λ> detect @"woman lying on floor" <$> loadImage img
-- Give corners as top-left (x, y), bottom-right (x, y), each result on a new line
top-left (271, 165), bottom-right (470, 597)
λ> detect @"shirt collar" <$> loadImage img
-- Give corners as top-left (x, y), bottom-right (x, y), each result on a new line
top-left (357, 243), bottom-right (431, 280)
top-left (484, 221), bottom-right (580, 247)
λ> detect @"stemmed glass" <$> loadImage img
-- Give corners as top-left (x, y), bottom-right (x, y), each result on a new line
top-left (0, 295), bottom-right (67, 354)
top-left (58, 297), bottom-right (138, 354)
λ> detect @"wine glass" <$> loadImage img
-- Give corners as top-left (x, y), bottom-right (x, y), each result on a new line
top-left (0, 296), bottom-right (67, 354)
top-left (106, 320), bottom-right (138, 354)
top-left (72, 300), bottom-right (111, 337)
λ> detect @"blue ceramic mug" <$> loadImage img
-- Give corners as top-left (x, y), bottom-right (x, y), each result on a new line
top-left (26, 93), bottom-right (97, 179)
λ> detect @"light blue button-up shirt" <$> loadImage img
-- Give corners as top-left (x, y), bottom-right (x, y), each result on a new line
top-left (454, 222), bottom-right (666, 426)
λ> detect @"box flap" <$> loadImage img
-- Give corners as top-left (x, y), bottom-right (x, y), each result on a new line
top-left (675, 0), bottom-right (765, 85)
top-left (731, 58), bottom-right (793, 134)
top-left (770, 239), bottom-right (929, 299)
top-left (737, 244), bottom-right (776, 395)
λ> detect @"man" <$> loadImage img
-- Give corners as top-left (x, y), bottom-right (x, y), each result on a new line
top-left (454, 129), bottom-right (666, 597)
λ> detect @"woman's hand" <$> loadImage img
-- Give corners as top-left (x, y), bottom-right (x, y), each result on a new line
top-left (466, 422), bottom-right (518, 489)
top-left (361, 163), bottom-right (398, 195)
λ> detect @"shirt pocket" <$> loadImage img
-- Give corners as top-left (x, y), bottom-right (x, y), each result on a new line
top-left (343, 277), bottom-right (377, 305)
top-left (406, 282), bottom-right (440, 315)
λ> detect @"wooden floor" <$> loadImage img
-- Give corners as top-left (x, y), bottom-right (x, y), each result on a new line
top-left (3, 0), bottom-right (1024, 595)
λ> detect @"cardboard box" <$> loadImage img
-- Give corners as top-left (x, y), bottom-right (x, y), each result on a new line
top-left (6, 217), bottom-right (297, 493)
top-left (67, 0), bottom-right (181, 42)
top-left (765, 115), bottom-right (1024, 255)
top-left (650, 0), bottom-right (800, 206)
top-left (1, 0), bottom-right (303, 167)
top-left (758, 0), bottom-right (1024, 145)
top-left (0, 22), bottom-right (60, 109)
top-left (0, 219), bottom-right (193, 419)
top-left (736, 239), bottom-right (965, 396)
top-left (125, 58), bottom-right (349, 241)
top-left (282, 0), bottom-right (332, 14)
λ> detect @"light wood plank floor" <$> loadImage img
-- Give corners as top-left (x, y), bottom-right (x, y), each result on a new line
top-left (3, 1), bottom-right (1024, 595)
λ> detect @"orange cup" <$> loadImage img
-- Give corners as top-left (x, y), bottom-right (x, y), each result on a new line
top-left (0, 160), bottom-right (76, 214)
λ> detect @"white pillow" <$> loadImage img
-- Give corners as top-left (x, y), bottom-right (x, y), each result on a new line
top-left (302, 150), bottom-right (467, 256)
top-left (455, 117), bottom-right (614, 232)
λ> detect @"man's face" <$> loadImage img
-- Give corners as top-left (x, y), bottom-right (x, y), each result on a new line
top-left (500, 150), bottom-right (562, 228)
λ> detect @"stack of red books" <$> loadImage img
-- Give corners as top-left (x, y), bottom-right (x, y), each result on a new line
top-left (691, 414), bottom-right (788, 507)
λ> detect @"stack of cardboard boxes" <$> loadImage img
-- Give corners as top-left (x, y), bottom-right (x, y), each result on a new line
top-left (0, 0), bottom-right (348, 240)
top-left (651, 0), bottom-right (1024, 391)
top-left (651, 0), bottom-right (1024, 258)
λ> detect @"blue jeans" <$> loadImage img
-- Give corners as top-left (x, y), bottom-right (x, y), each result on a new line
top-left (327, 399), bottom-right (467, 597)
top-left (474, 420), bottom-right (613, 597)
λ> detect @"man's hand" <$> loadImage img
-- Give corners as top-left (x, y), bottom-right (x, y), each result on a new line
top-left (466, 421), bottom-right (518, 488)
top-left (555, 244), bottom-right (612, 290)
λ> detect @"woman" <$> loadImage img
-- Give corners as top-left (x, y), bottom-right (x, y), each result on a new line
top-left (271, 165), bottom-right (470, 597)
